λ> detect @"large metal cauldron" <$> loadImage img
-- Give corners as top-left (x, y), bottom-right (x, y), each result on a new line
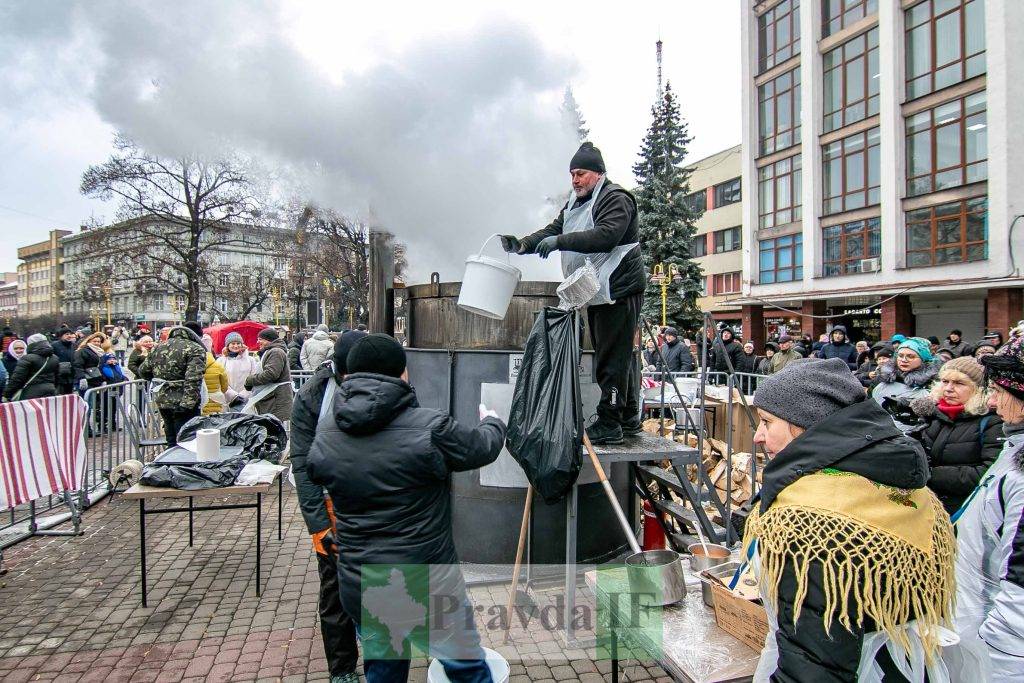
top-left (404, 277), bottom-right (627, 565)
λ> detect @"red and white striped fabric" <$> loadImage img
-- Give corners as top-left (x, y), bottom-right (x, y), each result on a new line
top-left (0, 394), bottom-right (88, 510)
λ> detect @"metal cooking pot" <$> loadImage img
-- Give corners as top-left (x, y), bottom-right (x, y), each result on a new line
top-left (624, 549), bottom-right (687, 606)
top-left (688, 543), bottom-right (732, 606)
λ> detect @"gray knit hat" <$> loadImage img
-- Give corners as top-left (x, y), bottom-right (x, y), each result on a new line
top-left (753, 357), bottom-right (866, 429)
top-left (224, 331), bottom-right (244, 346)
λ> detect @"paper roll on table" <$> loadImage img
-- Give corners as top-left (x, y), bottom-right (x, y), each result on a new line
top-left (196, 428), bottom-right (221, 461)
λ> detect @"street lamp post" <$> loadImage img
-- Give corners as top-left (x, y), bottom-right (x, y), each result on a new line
top-left (103, 284), bottom-right (112, 326)
top-left (649, 262), bottom-right (682, 328)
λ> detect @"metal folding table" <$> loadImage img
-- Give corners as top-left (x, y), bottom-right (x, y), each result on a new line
top-left (123, 475), bottom-right (283, 607)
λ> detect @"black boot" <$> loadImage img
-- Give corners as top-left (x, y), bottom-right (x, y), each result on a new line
top-left (620, 416), bottom-right (643, 437)
top-left (586, 418), bottom-right (623, 445)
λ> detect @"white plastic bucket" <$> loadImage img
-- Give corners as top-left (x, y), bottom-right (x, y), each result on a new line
top-left (426, 648), bottom-right (510, 683)
top-left (457, 234), bottom-right (522, 320)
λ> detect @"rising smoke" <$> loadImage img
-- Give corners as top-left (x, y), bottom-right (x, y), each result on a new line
top-left (0, 1), bottom-right (580, 283)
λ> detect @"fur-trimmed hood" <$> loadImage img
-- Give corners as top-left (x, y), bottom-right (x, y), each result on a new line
top-left (877, 359), bottom-right (942, 388)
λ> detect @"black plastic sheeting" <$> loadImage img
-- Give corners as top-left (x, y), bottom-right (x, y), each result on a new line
top-left (505, 307), bottom-right (583, 504)
top-left (140, 457), bottom-right (247, 490)
top-left (177, 412), bottom-right (289, 464)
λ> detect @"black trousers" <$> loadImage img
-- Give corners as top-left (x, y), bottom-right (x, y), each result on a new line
top-left (159, 407), bottom-right (199, 447)
top-left (587, 292), bottom-right (642, 424)
top-left (316, 552), bottom-right (359, 676)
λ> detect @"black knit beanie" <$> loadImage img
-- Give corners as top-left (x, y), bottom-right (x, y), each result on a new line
top-left (258, 327), bottom-right (279, 342)
top-left (184, 321), bottom-right (203, 338)
top-left (347, 333), bottom-right (406, 378)
top-left (333, 330), bottom-right (368, 376)
top-left (569, 142), bottom-right (605, 173)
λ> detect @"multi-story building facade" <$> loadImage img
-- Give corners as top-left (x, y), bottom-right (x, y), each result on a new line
top-left (0, 273), bottom-right (18, 324)
top-left (684, 145), bottom-right (744, 328)
top-left (738, 0), bottom-right (1023, 347)
top-left (60, 219), bottom-right (295, 330)
top-left (16, 229), bottom-right (70, 318)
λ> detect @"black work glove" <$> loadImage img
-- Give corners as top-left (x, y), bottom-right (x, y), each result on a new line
top-left (499, 235), bottom-right (524, 254)
top-left (536, 236), bottom-right (559, 258)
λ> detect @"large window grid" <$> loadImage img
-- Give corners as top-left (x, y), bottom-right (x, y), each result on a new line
top-left (759, 234), bottom-right (803, 284)
top-left (823, 0), bottom-right (878, 38)
top-left (906, 197), bottom-right (986, 268)
top-left (758, 155), bottom-right (802, 229)
top-left (714, 177), bottom-right (742, 207)
top-left (758, 68), bottom-right (801, 155)
top-left (714, 227), bottom-right (742, 254)
top-left (823, 127), bottom-right (880, 215)
top-left (758, 0), bottom-right (801, 73)
top-left (823, 217), bottom-right (881, 276)
top-left (906, 91), bottom-right (986, 196)
top-left (905, 0), bottom-right (985, 100)
top-left (823, 28), bottom-right (879, 132)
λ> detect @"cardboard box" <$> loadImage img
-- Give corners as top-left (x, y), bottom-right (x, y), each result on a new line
top-left (709, 581), bottom-right (769, 652)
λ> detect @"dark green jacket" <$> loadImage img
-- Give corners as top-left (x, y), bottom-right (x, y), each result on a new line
top-left (138, 327), bottom-right (207, 411)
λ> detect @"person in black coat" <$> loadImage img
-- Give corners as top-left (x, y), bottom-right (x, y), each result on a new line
top-left (818, 325), bottom-right (858, 369)
top-left (287, 332), bottom-right (305, 370)
top-left (642, 339), bottom-right (660, 371)
top-left (51, 328), bottom-right (78, 395)
top-left (289, 331), bottom-right (366, 682)
top-left (735, 341), bottom-right (759, 374)
top-left (3, 337), bottom-right (58, 402)
top-left (660, 327), bottom-right (694, 373)
top-left (73, 332), bottom-right (110, 393)
top-left (909, 356), bottom-right (1003, 515)
top-left (501, 142), bottom-right (645, 445)
top-left (711, 326), bottom-right (743, 375)
top-left (307, 334), bottom-right (505, 683)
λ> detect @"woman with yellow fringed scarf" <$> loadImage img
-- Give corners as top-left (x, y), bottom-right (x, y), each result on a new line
top-left (745, 357), bottom-right (956, 682)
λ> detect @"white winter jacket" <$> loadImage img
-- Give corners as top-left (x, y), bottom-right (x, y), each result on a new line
top-left (216, 352), bottom-right (260, 402)
top-left (300, 331), bottom-right (333, 371)
top-left (953, 423), bottom-right (1024, 682)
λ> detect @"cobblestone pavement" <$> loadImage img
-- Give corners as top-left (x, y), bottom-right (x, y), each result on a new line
top-left (0, 486), bottom-right (671, 682)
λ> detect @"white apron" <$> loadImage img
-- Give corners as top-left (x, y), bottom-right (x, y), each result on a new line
top-left (559, 176), bottom-right (639, 307)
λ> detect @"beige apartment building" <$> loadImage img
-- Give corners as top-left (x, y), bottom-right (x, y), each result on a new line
top-left (0, 272), bottom-right (18, 323)
top-left (683, 144), bottom-right (744, 329)
top-left (17, 229), bottom-right (70, 318)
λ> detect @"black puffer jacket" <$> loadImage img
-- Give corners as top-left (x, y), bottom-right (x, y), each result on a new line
top-left (3, 340), bottom-right (58, 401)
top-left (50, 338), bottom-right (76, 390)
top-left (661, 338), bottom-right (694, 372)
top-left (72, 345), bottom-right (104, 389)
top-left (522, 180), bottom-right (645, 300)
top-left (712, 329), bottom-right (743, 375)
top-left (910, 398), bottom-right (1003, 515)
top-left (757, 399), bottom-right (932, 682)
top-left (307, 373), bottom-right (505, 616)
top-left (734, 351), bottom-right (759, 374)
top-left (287, 333), bottom-right (304, 370)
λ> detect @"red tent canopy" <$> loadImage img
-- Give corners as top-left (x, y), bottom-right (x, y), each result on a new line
top-left (203, 321), bottom-right (268, 354)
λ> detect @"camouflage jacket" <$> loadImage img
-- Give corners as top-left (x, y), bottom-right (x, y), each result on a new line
top-left (138, 327), bottom-right (208, 411)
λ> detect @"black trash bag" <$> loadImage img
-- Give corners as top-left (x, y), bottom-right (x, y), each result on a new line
top-left (177, 412), bottom-right (289, 464)
top-left (140, 457), bottom-right (247, 490)
top-left (506, 307), bottom-right (583, 504)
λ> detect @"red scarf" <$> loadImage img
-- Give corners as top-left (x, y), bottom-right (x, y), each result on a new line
top-left (936, 399), bottom-right (966, 420)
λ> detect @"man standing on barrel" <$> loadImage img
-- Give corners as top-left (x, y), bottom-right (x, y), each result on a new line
top-left (501, 142), bottom-right (644, 445)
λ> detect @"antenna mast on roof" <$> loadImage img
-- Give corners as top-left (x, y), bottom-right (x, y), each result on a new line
top-left (655, 37), bottom-right (663, 101)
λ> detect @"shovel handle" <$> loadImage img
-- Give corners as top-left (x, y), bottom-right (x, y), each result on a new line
top-left (582, 433), bottom-right (642, 555)
top-left (503, 485), bottom-right (533, 643)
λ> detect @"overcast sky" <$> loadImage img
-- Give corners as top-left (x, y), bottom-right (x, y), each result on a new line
top-left (0, 1), bottom-right (740, 281)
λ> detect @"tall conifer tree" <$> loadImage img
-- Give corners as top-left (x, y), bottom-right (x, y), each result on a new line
top-left (633, 82), bottom-right (704, 331)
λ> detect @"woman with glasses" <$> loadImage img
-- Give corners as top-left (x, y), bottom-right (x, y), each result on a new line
top-left (870, 336), bottom-right (942, 432)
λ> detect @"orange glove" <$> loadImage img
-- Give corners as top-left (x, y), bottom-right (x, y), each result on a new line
top-left (311, 528), bottom-right (336, 556)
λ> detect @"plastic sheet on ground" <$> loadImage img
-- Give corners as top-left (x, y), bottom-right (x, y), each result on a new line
top-left (505, 306), bottom-right (582, 504)
top-left (177, 412), bottom-right (288, 464)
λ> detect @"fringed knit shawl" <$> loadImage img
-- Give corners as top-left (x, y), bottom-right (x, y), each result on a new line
top-left (743, 471), bottom-right (955, 659)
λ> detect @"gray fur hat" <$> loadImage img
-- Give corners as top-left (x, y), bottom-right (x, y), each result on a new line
top-left (752, 357), bottom-right (866, 429)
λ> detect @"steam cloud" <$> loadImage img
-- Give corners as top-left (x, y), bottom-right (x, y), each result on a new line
top-left (0, 1), bottom-right (580, 283)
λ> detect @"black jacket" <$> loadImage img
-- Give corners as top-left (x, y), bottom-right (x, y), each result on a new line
top-left (2, 350), bottom-right (21, 377)
top-left (661, 339), bottom-right (694, 373)
top-left (819, 338), bottom-right (858, 370)
top-left (289, 365), bottom-right (337, 534)
top-left (3, 341), bottom-right (58, 401)
top-left (73, 345), bottom-right (106, 389)
top-left (854, 359), bottom-right (878, 388)
top-left (712, 335), bottom-right (743, 375)
top-left (758, 399), bottom-right (930, 682)
top-left (734, 351), bottom-right (759, 374)
top-left (287, 334), bottom-right (304, 370)
top-left (307, 373), bottom-right (505, 616)
top-left (910, 400), bottom-right (1003, 515)
top-left (51, 338), bottom-right (76, 388)
top-left (522, 181), bottom-right (645, 300)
